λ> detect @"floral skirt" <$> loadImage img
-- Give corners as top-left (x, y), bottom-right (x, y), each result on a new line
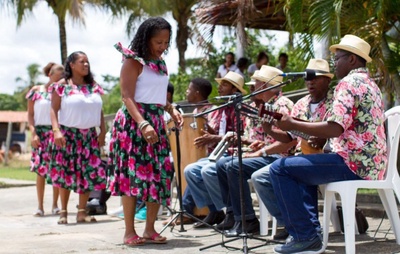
top-left (107, 103), bottom-right (173, 206)
top-left (49, 126), bottom-right (106, 194)
top-left (30, 125), bottom-right (52, 177)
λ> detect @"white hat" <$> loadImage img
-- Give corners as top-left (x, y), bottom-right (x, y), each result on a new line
top-left (250, 65), bottom-right (283, 85)
top-left (305, 59), bottom-right (334, 79)
top-left (215, 71), bottom-right (247, 94)
top-left (329, 34), bottom-right (372, 63)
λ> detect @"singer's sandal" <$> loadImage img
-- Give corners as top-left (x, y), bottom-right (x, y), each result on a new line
top-left (124, 235), bottom-right (146, 246)
top-left (143, 233), bottom-right (167, 244)
top-left (57, 210), bottom-right (68, 224)
top-left (34, 209), bottom-right (44, 217)
top-left (76, 209), bottom-right (97, 223)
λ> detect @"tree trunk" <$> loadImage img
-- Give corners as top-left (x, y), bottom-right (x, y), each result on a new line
top-left (174, 12), bottom-right (190, 72)
top-left (57, 15), bottom-right (68, 64)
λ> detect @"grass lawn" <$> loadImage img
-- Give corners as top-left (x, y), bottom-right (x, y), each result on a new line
top-left (0, 156), bottom-right (35, 181)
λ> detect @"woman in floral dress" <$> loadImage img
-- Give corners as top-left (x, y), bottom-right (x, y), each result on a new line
top-left (26, 62), bottom-right (63, 217)
top-left (107, 17), bottom-right (182, 246)
top-left (49, 51), bottom-right (106, 225)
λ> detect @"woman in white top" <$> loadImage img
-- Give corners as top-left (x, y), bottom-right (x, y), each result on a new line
top-left (108, 17), bottom-right (183, 246)
top-left (26, 62), bottom-right (63, 217)
top-left (50, 51), bottom-right (106, 225)
top-left (216, 52), bottom-right (237, 78)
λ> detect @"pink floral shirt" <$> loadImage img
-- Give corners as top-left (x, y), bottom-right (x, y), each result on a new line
top-left (291, 88), bottom-right (334, 153)
top-left (263, 93), bottom-right (295, 156)
top-left (326, 68), bottom-right (387, 180)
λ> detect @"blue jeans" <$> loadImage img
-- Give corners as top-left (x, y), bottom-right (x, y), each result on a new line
top-left (181, 188), bottom-right (196, 215)
top-left (252, 165), bottom-right (320, 229)
top-left (216, 155), bottom-right (279, 221)
top-left (269, 153), bottom-right (362, 241)
top-left (184, 157), bottom-right (224, 209)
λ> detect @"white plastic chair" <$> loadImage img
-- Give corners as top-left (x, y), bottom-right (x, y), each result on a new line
top-left (321, 106), bottom-right (400, 254)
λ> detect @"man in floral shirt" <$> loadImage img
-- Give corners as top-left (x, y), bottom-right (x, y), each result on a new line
top-left (267, 35), bottom-right (387, 254)
top-left (214, 66), bottom-right (296, 236)
top-left (253, 59), bottom-right (335, 241)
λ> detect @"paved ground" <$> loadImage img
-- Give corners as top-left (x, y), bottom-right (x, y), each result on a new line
top-left (1, 178), bottom-right (400, 254)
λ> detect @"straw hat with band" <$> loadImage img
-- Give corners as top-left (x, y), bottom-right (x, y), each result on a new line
top-left (305, 59), bottom-right (334, 79)
top-left (329, 34), bottom-right (372, 63)
top-left (215, 71), bottom-right (247, 94)
top-left (250, 65), bottom-right (283, 85)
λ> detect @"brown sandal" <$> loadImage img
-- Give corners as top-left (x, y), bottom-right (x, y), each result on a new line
top-left (57, 210), bottom-right (68, 224)
top-left (76, 209), bottom-right (97, 223)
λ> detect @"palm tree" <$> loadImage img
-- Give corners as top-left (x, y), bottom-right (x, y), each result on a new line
top-left (279, 0), bottom-right (400, 106)
top-left (123, 0), bottom-right (198, 71)
top-left (3, 0), bottom-right (126, 64)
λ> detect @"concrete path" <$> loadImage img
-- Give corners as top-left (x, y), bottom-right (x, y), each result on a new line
top-left (1, 178), bottom-right (400, 254)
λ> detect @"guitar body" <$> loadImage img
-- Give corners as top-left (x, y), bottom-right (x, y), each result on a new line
top-left (300, 139), bottom-right (323, 154)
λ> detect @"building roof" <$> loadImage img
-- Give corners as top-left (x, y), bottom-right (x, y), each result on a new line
top-left (0, 111), bottom-right (28, 123)
top-left (196, 0), bottom-right (286, 31)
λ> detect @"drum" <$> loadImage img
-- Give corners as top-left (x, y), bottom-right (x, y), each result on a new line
top-left (167, 114), bottom-right (209, 216)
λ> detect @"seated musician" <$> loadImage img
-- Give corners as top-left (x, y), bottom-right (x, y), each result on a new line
top-left (215, 66), bottom-right (296, 236)
top-left (265, 36), bottom-right (387, 254)
top-left (251, 59), bottom-right (335, 241)
top-left (162, 77), bottom-right (213, 225)
top-left (183, 71), bottom-right (247, 228)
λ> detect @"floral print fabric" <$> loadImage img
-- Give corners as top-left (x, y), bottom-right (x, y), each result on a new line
top-left (26, 85), bottom-right (53, 101)
top-left (53, 82), bottom-right (104, 97)
top-left (326, 68), bottom-right (387, 180)
top-left (29, 125), bottom-right (53, 177)
top-left (291, 88), bottom-right (334, 153)
top-left (115, 42), bottom-right (168, 76)
top-left (107, 103), bottom-right (173, 206)
top-left (49, 126), bottom-right (106, 193)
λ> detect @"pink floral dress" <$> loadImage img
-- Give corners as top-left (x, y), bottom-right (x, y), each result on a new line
top-left (107, 44), bottom-right (173, 206)
top-left (26, 86), bottom-right (53, 177)
top-left (49, 83), bottom-right (106, 194)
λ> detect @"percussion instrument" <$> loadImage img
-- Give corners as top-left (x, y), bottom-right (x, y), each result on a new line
top-left (166, 114), bottom-right (209, 216)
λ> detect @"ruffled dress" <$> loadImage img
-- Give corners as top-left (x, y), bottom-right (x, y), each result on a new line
top-left (26, 86), bottom-right (53, 177)
top-left (107, 43), bottom-right (173, 206)
top-left (48, 83), bottom-right (106, 194)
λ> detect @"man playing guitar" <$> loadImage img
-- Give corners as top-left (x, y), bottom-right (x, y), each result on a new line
top-left (252, 59), bottom-right (335, 240)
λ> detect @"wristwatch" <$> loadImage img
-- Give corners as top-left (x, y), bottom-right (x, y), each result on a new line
top-left (261, 148), bottom-right (268, 157)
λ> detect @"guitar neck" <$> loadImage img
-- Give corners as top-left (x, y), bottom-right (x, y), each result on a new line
top-left (258, 104), bottom-right (311, 140)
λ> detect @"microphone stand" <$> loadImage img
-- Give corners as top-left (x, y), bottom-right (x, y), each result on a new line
top-left (194, 78), bottom-right (296, 253)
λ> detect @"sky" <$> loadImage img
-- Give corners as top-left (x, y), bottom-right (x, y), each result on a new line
top-left (0, 2), bottom-right (289, 95)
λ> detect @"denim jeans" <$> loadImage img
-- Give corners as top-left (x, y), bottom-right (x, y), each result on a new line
top-left (269, 153), bottom-right (362, 241)
top-left (216, 155), bottom-right (279, 221)
top-left (181, 188), bottom-right (196, 215)
top-left (252, 165), bottom-right (321, 229)
top-left (184, 157), bottom-right (224, 209)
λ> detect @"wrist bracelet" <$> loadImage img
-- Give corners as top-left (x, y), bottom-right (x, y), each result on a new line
top-left (261, 148), bottom-right (268, 157)
top-left (138, 120), bottom-right (150, 131)
top-left (164, 104), bottom-right (175, 114)
top-left (53, 128), bottom-right (60, 132)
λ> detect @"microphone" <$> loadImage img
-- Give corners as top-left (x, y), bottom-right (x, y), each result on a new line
top-left (279, 70), bottom-right (316, 81)
top-left (214, 92), bottom-right (242, 100)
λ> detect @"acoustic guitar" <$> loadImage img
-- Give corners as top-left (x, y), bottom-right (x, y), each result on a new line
top-left (258, 103), bottom-right (325, 154)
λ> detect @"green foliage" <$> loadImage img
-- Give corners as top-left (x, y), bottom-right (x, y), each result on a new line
top-left (0, 94), bottom-right (22, 110)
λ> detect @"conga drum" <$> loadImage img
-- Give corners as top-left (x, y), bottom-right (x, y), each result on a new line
top-left (167, 114), bottom-right (209, 216)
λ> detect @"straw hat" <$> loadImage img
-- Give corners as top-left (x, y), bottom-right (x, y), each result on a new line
top-left (250, 65), bottom-right (283, 85)
top-left (215, 71), bottom-right (247, 94)
top-left (305, 59), bottom-right (334, 79)
top-left (329, 34), bottom-right (372, 63)
top-left (245, 71), bottom-right (258, 86)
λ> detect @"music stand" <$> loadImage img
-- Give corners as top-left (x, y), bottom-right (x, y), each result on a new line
top-left (195, 78), bottom-right (296, 253)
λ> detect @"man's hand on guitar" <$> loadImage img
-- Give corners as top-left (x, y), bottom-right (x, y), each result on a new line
top-left (273, 113), bottom-right (295, 131)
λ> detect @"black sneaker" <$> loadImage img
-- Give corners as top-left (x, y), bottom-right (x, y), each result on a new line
top-left (273, 228), bottom-right (289, 241)
top-left (274, 235), bottom-right (323, 254)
